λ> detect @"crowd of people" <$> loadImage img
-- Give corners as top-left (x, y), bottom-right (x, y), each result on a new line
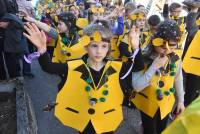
top-left (0, 0), bottom-right (200, 134)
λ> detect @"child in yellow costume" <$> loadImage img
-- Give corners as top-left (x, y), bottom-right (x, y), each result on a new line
top-left (24, 12), bottom-right (86, 63)
top-left (163, 1), bottom-right (188, 49)
top-left (131, 20), bottom-right (185, 134)
top-left (182, 6), bottom-right (200, 106)
top-left (23, 21), bottom-right (144, 133)
top-left (139, 15), bottom-right (161, 57)
top-left (119, 9), bottom-right (146, 61)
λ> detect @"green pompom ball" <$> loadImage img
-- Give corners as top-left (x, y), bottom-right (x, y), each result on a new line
top-left (170, 72), bottom-right (176, 76)
top-left (170, 63), bottom-right (176, 69)
top-left (103, 90), bottom-right (109, 96)
top-left (164, 91), bottom-right (170, 96)
top-left (156, 89), bottom-right (162, 94)
top-left (99, 97), bottom-right (106, 102)
top-left (86, 78), bottom-right (92, 83)
top-left (169, 88), bottom-right (176, 93)
top-left (85, 86), bottom-right (91, 92)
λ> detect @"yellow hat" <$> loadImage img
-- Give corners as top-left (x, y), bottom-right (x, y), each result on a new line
top-left (91, 7), bottom-right (105, 14)
top-left (80, 31), bottom-right (108, 46)
top-left (76, 18), bottom-right (89, 29)
top-left (196, 18), bottom-right (200, 26)
top-left (129, 12), bottom-right (145, 21)
top-left (152, 38), bottom-right (171, 51)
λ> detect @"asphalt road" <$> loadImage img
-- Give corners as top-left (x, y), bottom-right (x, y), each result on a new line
top-left (24, 61), bottom-right (142, 134)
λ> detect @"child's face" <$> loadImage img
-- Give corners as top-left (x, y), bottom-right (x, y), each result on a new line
top-left (154, 40), bottom-right (178, 56)
top-left (149, 25), bottom-right (158, 34)
top-left (58, 21), bottom-right (68, 33)
top-left (0, 21), bottom-right (9, 29)
top-left (86, 41), bottom-right (109, 63)
top-left (107, 0), bottom-right (112, 6)
top-left (70, 0), bottom-right (75, 4)
top-left (135, 18), bottom-right (145, 29)
top-left (170, 7), bottom-right (182, 18)
top-left (69, 6), bottom-right (79, 18)
top-left (79, 3), bottom-right (85, 10)
top-left (101, 0), bottom-right (108, 6)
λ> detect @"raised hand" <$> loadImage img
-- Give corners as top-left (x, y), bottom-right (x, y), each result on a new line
top-left (129, 26), bottom-right (140, 50)
top-left (23, 23), bottom-right (47, 53)
top-left (116, 5), bottom-right (125, 17)
top-left (152, 55), bottom-right (169, 70)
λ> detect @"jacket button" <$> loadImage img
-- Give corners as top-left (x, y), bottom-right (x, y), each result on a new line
top-left (88, 108), bottom-right (95, 115)
top-left (158, 80), bottom-right (164, 88)
top-left (66, 53), bottom-right (71, 56)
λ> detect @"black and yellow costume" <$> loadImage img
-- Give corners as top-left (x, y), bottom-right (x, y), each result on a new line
top-left (52, 34), bottom-right (87, 63)
top-left (109, 19), bottom-right (131, 60)
top-left (163, 3), bottom-right (188, 50)
top-left (38, 50), bottom-right (144, 134)
top-left (183, 12), bottom-right (200, 106)
top-left (183, 30), bottom-right (200, 76)
top-left (132, 50), bottom-right (182, 119)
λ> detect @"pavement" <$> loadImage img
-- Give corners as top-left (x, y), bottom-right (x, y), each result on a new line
top-left (24, 60), bottom-right (142, 134)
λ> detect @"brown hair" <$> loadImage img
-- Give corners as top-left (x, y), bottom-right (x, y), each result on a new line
top-left (169, 2), bottom-right (182, 12)
top-left (83, 20), bottom-right (112, 41)
top-left (83, 20), bottom-right (112, 56)
top-left (125, 2), bottom-right (137, 17)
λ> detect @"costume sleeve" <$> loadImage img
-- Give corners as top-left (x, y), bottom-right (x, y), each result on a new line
top-left (120, 49), bottom-right (144, 80)
top-left (163, 4), bottom-right (169, 20)
top-left (118, 41), bottom-right (133, 58)
top-left (111, 17), bottom-right (124, 35)
top-left (132, 63), bottom-right (156, 92)
top-left (38, 52), bottom-right (68, 77)
top-left (174, 61), bottom-right (185, 103)
top-left (186, 12), bottom-right (199, 34)
top-left (48, 27), bottom-right (59, 40)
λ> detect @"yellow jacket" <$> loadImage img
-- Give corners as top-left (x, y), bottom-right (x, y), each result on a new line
top-left (54, 59), bottom-right (124, 133)
top-left (132, 52), bottom-right (181, 119)
top-left (52, 36), bottom-right (87, 63)
top-left (183, 30), bottom-right (200, 76)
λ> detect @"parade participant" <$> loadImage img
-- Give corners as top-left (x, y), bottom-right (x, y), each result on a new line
top-left (69, 4), bottom-right (82, 18)
top-left (25, 12), bottom-right (83, 63)
top-left (147, 15), bottom-right (161, 35)
top-left (100, 5), bottom-right (125, 59)
top-left (23, 21), bottom-right (144, 134)
top-left (78, 2), bottom-right (88, 18)
top-left (139, 15), bottom-right (161, 57)
top-left (131, 20), bottom-right (185, 134)
top-left (118, 9), bottom-right (146, 61)
top-left (111, 2), bottom-right (136, 59)
top-left (100, 0), bottom-right (112, 8)
top-left (182, 5), bottom-right (200, 106)
top-left (0, 13), bottom-right (27, 79)
top-left (88, 3), bottom-right (105, 23)
top-left (163, 0), bottom-right (187, 49)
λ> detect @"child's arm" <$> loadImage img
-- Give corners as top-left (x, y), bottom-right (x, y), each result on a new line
top-left (174, 61), bottom-right (185, 114)
top-left (118, 26), bottom-right (140, 58)
top-left (163, 0), bottom-right (169, 20)
top-left (110, 16), bottom-right (124, 35)
top-left (24, 15), bottom-right (58, 40)
top-left (111, 6), bottom-right (125, 35)
top-left (186, 7), bottom-right (199, 34)
top-left (23, 23), bottom-right (67, 76)
top-left (132, 56), bottom-right (168, 91)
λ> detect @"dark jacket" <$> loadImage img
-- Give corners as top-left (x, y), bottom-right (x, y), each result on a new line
top-left (183, 12), bottom-right (200, 59)
top-left (1, 13), bottom-right (27, 53)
